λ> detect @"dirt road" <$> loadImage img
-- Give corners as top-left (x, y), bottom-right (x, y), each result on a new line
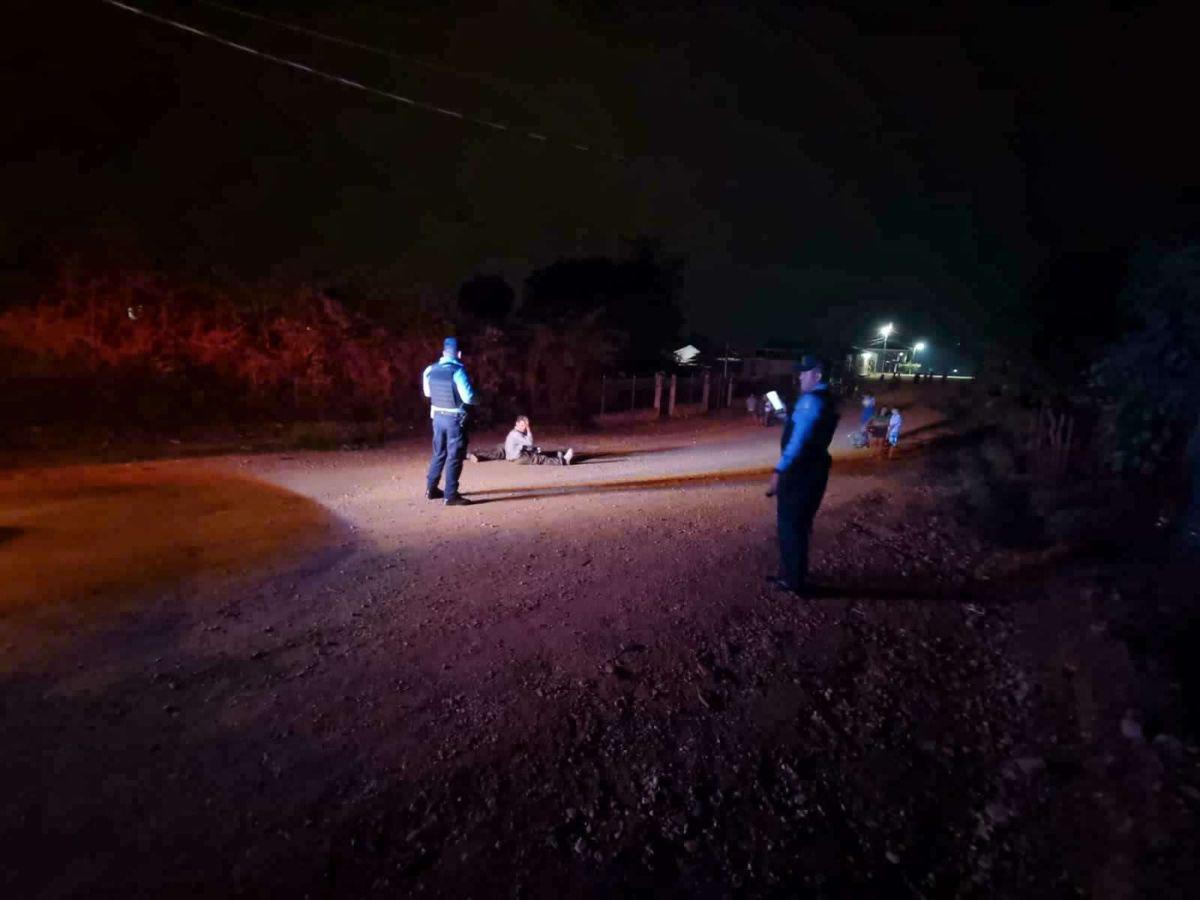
top-left (3, 406), bottom-right (1194, 897)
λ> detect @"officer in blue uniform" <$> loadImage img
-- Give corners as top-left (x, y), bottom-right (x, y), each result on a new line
top-left (766, 355), bottom-right (839, 595)
top-left (422, 337), bottom-right (475, 506)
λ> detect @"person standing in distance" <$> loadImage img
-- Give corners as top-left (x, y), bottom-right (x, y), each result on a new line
top-left (766, 355), bottom-right (839, 595)
top-left (423, 337), bottom-right (475, 506)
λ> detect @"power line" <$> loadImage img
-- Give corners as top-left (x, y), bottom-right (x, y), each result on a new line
top-left (196, 0), bottom-right (532, 95)
top-left (97, 0), bottom-right (626, 161)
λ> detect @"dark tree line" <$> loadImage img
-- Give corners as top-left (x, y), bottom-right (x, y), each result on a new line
top-left (0, 241), bottom-right (686, 438)
top-left (458, 238), bottom-right (684, 372)
top-left (1090, 243), bottom-right (1200, 546)
top-left (452, 239), bottom-right (686, 423)
top-left (986, 239), bottom-right (1200, 549)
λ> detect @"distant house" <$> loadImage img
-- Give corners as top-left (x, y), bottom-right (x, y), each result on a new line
top-left (673, 344), bottom-right (702, 366)
top-left (746, 347), bottom-right (874, 381)
top-left (741, 347), bottom-right (801, 381)
top-left (848, 347), bottom-right (878, 376)
top-left (848, 345), bottom-right (909, 376)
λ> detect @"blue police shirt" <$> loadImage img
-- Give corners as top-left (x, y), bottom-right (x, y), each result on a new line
top-left (775, 383), bottom-right (829, 474)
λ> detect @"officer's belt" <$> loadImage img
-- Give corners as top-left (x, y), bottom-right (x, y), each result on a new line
top-left (430, 405), bottom-right (464, 415)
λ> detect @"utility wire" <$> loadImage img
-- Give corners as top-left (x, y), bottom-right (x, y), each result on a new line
top-left (97, 0), bottom-right (626, 161)
top-left (196, 0), bottom-right (531, 95)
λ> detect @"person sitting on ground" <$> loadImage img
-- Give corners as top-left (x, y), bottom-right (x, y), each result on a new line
top-left (468, 415), bottom-right (574, 465)
top-left (867, 406), bottom-right (890, 455)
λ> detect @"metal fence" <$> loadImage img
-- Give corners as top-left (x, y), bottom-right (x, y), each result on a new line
top-left (597, 373), bottom-right (658, 416)
top-left (595, 370), bottom-right (741, 417)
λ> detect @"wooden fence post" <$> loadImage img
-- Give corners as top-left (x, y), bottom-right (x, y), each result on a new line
top-left (653, 372), bottom-right (663, 416)
top-left (631, 374), bottom-right (637, 411)
top-left (701, 371), bottom-right (711, 410)
top-left (600, 374), bottom-right (606, 416)
top-left (669, 374), bottom-right (677, 417)
top-left (1032, 408), bottom-right (1076, 479)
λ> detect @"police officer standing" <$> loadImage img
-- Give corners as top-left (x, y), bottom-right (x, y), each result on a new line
top-left (423, 337), bottom-right (475, 506)
top-left (766, 355), bottom-right (839, 595)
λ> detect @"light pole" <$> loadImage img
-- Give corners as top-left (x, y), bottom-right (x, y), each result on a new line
top-left (879, 323), bottom-right (894, 372)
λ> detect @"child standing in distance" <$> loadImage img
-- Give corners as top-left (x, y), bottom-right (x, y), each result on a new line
top-left (887, 407), bottom-right (903, 458)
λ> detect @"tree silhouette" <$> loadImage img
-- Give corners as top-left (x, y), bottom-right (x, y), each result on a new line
top-left (522, 239), bottom-right (683, 370)
top-left (1093, 243), bottom-right (1200, 546)
top-left (457, 274), bottom-right (515, 325)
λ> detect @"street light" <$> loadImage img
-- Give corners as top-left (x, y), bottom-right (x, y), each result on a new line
top-left (913, 341), bottom-right (926, 373)
top-left (878, 323), bottom-right (894, 372)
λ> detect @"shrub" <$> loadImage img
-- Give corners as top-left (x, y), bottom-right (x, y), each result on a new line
top-left (0, 272), bottom-right (445, 430)
top-left (1092, 244), bottom-right (1200, 475)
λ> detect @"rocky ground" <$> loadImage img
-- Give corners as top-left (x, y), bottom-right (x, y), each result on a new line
top-left (2, 401), bottom-right (1198, 898)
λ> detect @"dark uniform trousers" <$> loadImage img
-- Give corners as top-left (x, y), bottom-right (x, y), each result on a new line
top-left (776, 453), bottom-right (831, 590)
top-left (774, 384), bottom-right (838, 590)
top-left (427, 412), bottom-right (469, 498)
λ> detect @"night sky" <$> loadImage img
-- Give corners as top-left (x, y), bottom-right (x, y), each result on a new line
top-left (3, 1), bottom-right (1195, 366)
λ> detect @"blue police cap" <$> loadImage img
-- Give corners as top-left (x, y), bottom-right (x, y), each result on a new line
top-left (793, 354), bottom-right (823, 373)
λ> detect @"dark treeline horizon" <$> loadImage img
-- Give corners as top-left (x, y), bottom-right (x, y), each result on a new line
top-left (2, 1), bottom-right (1196, 363)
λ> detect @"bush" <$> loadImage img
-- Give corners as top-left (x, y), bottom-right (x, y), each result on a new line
top-left (0, 268), bottom-right (632, 438)
top-left (0, 272), bottom-right (445, 431)
top-left (1092, 244), bottom-right (1200, 475)
top-left (1091, 244), bottom-right (1200, 547)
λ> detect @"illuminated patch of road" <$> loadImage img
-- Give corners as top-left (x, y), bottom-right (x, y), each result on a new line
top-left (0, 462), bottom-right (333, 614)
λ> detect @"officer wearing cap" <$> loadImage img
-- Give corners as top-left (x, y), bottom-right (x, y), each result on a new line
top-left (422, 337), bottom-right (475, 506)
top-left (766, 354), bottom-right (839, 594)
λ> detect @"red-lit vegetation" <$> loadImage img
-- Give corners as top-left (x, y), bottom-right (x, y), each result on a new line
top-left (0, 269), bottom-right (641, 448)
top-left (0, 272), bottom-right (446, 433)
